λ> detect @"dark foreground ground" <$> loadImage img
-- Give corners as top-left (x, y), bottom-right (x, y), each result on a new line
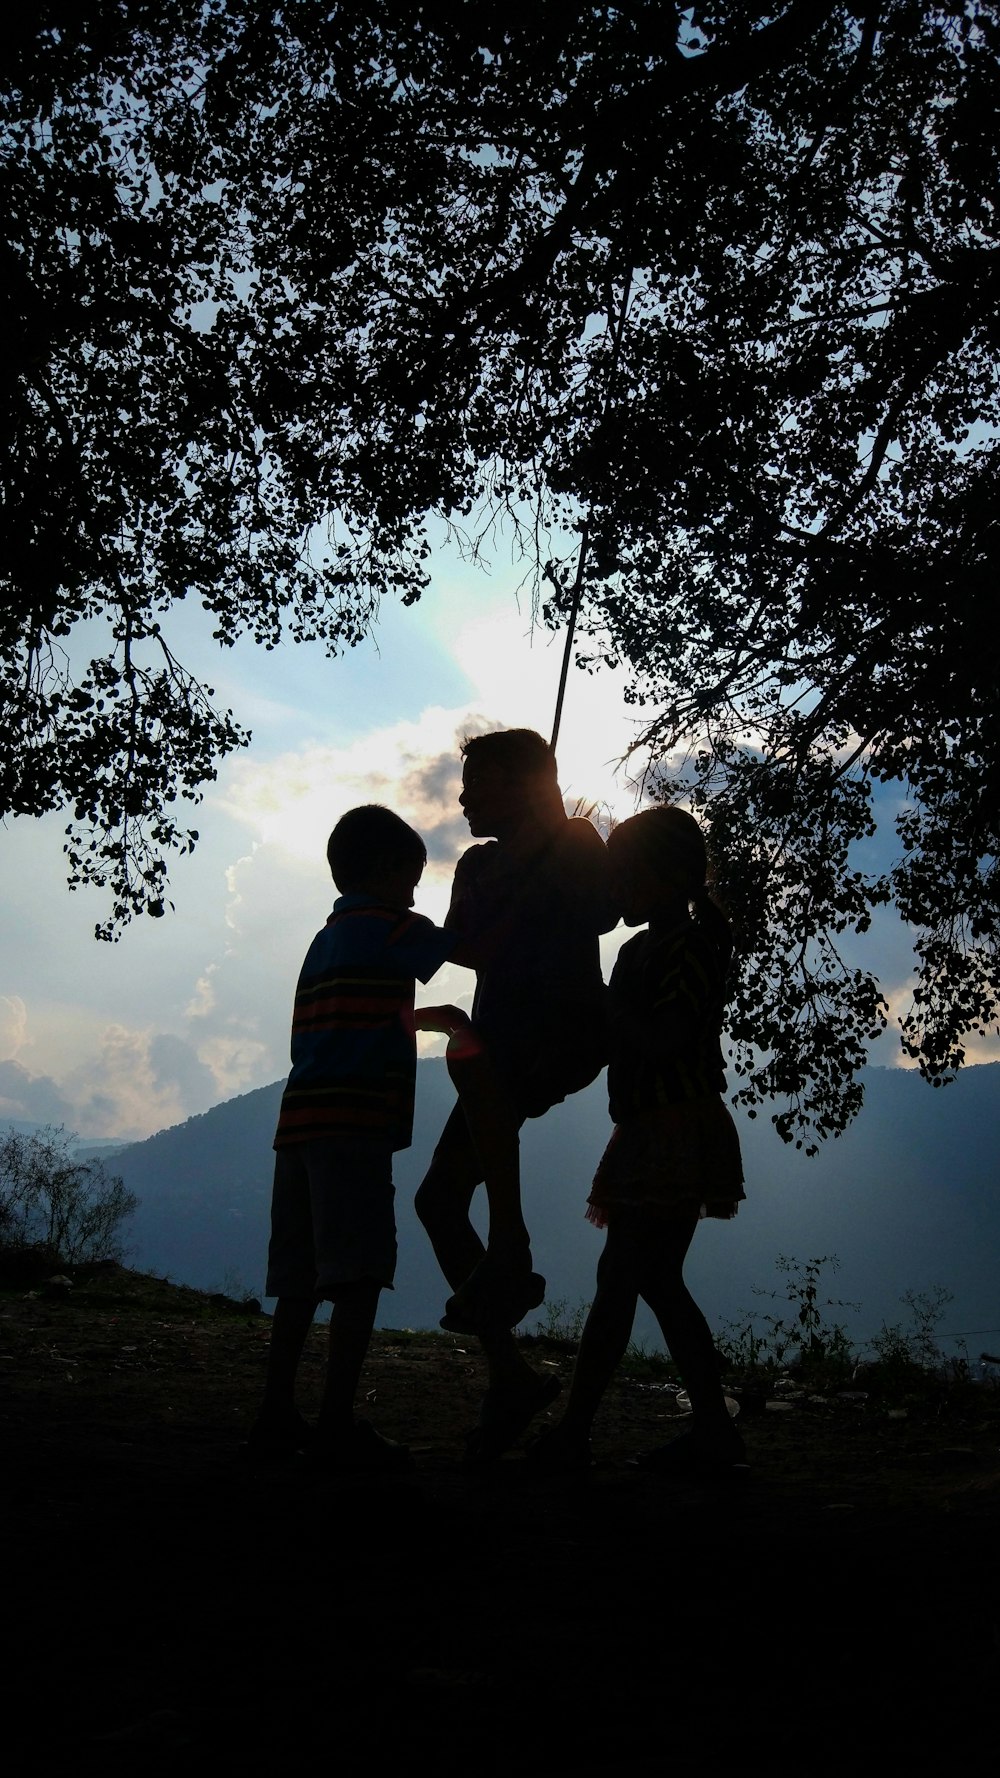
top-left (3, 1260), bottom-right (998, 1773)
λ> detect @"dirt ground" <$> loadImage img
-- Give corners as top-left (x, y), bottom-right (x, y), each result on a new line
top-left (3, 1259), bottom-right (998, 1772)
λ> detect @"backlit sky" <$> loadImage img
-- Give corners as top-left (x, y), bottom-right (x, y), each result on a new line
top-left (0, 527), bottom-right (989, 1142)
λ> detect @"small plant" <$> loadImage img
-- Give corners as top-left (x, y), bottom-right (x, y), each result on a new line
top-left (717, 1317), bottom-right (774, 1373)
top-left (210, 1266), bottom-right (263, 1308)
top-left (901, 1286), bottom-right (954, 1367)
top-left (528, 1296), bottom-right (590, 1345)
top-left (867, 1320), bottom-right (911, 1372)
top-left (622, 1338), bottom-right (678, 1380)
top-left (719, 1255), bottom-right (859, 1378)
top-left (0, 1125), bottom-right (138, 1266)
top-left (868, 1285), bottom-right (954, 1377)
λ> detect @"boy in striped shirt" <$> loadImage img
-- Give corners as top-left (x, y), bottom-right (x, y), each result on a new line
top-left (250, 805), bottom-right (462, 1471)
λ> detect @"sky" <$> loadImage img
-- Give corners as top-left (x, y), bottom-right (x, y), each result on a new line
top-left (0, 524), bottom-right (992, 1143)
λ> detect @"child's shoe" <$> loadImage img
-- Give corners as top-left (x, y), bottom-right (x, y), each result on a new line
top-left (441, 1253), bottom-right (545, 1334)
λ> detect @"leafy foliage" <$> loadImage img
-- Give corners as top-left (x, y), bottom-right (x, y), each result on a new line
top-left (0, 1124), bottom-right (138, 1264)
top-left (3, 3), bottom-right (998, 1136)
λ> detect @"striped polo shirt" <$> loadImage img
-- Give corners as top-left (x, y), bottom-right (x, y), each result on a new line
top-left (274, 895), bottom-right (454, 1151)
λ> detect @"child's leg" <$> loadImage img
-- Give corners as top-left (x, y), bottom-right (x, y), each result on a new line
top-left (256, 1148), bottom-right (318, 1433)
top-left (414, 1105), bottom-right (491, 1286)
top-left (543, 1217), bottom-right (641, 1449)
top-left (260, 1295), bottom-right (317, 1419)
top-left (443, 1026), bottom-right (529, 1258)
top-left (637, 1208), bottom-right (724, 1419)
top-left (248, 1295), bottom-right (318, 1456)
top-left (637, 1208), bottom-right (745, 1461)
top-left (298, 1140), bottom-right (408, 1465)
top-left (416, 1108), bottom-right (558, 1454)
top-left (416, 1081), bottom-right (540, 1333)
top-left (434, 1030), bottom-right (551, 1335)
top-left (416, 1121), bottom-right (548, 1383)
top-left (316, 1277), bottom-right (383, 1439)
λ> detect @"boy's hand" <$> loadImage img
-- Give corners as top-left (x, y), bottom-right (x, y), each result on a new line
top-left (416, 1004), bottom-right (485, 1064)
top-left (414, 1004), bottom-right (474, 1038)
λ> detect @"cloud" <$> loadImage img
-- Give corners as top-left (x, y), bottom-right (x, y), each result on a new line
top-left (49, 1023), bottom-right (241, 1142)
top-left (149, 1032), bottom-right (219, 1103)
top-left (0, 965), bottom-right (276, 1141)
top-left (397, 749), bottom-right (467, 863)
top-left (0, 1058), bottom-right (78, 1129)
top-left (154, 841), bottom-right (321, 1111)
top-left (65, 1026), bottom-right (191, 1140)
top-left (0, 996), bottom-right (28, 1062)
top-left (196, 1033), bottom-right (272, 1098)
top-left (216, 707), bottom-right (477, 863)
top-left (186, 968), bottom-right (218, 1019)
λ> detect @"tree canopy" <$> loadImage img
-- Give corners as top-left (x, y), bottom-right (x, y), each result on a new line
top-left (3, 2), bottom-right (998, 1141)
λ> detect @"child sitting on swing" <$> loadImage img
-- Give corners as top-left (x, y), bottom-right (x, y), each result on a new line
top-left (416, 727), bottom-right (615, 1459)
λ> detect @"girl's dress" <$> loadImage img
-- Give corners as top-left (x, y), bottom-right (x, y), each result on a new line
top-left (586, 914), bottom-right (745, 1227)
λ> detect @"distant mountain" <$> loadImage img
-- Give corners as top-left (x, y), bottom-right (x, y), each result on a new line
top-left (115, 1060), bottom-right (1000, 1358)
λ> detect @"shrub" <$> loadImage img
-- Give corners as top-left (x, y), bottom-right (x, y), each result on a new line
top-left (0, 1125), bottom-right (139, 1265)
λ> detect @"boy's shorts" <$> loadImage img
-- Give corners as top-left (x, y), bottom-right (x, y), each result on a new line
top-left (266, 1137), bottom-right (396, 1299)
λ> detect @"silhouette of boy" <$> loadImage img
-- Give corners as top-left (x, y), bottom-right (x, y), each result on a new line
top-left (415, 728), bottom-right (613, 1458)
top-left (250, 804), bottom-right (464, 1471)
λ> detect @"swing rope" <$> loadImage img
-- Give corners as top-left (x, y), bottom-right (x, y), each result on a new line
top-left (548, 268), bottom-right (633, 752)
top-left (549, 519), bottom-right (590, 751)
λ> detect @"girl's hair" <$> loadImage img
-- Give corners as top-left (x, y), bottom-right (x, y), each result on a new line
top-left (612, 807), bottom-right (733, 971)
